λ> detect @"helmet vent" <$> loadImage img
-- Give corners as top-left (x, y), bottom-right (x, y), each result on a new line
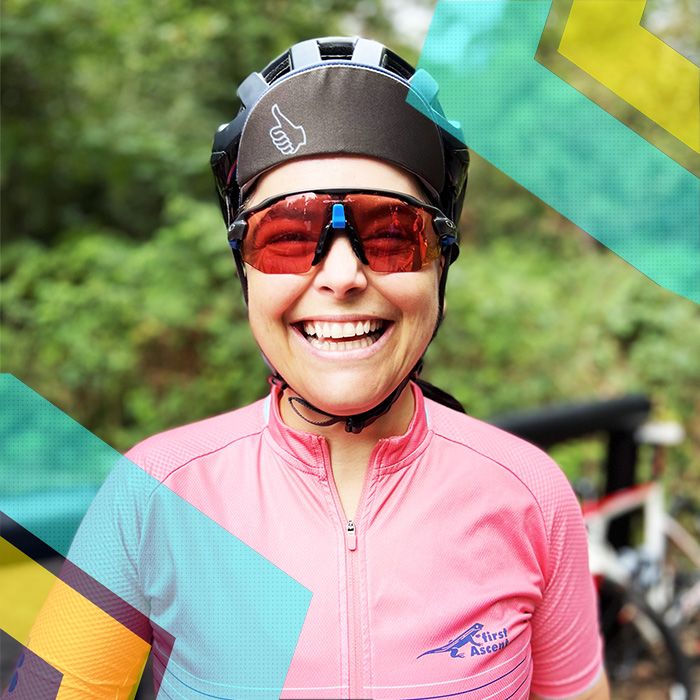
top-left (319, 41), bottom-right (355, 61)
top-left (380, 53), bottom-right (414, 80)
top-left (263, 54), bottom-right (292, 84)
top-left (260, 41), bottom-right (414, 85)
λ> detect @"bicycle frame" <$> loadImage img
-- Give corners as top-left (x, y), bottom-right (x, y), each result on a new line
top-left (583, 441), bottom-right (700, 622)
top-left (584, 481), bottom-right (671, 609)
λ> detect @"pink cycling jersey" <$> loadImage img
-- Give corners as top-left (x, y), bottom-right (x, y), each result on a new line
top-left (116, 381), bottom-right (602, 699)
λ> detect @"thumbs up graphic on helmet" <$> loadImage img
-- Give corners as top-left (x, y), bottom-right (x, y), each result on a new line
top-left (269, 104), bottom-right (307, 155)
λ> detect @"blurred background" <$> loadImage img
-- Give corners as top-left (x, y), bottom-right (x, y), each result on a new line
top-left (1, 0), bottom-right (700, 694)
top-left (2, 0), bottom-right (698, 489)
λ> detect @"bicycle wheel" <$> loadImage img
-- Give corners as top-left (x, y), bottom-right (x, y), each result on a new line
top-left (663, 514), bottom-right (700, 663)
top-left (599, 579), bottom-right (694, 700)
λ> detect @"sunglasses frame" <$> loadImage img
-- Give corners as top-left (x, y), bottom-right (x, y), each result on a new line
top-left (227, 188), bottom-right (458, 274)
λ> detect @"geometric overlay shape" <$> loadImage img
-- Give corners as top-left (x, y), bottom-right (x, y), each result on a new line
top-left (1, 374), bottom-right (312, 698)
top-left (558, 0), bottom-right (699, 153)
top-left (415, 0), bottom-right (699, 304)
top-left (0, 645), bottom-right (63, 700)
top-left (0, 532), bottom-right (152, 698)
top-left (1, 513), bottom-right (164, 699)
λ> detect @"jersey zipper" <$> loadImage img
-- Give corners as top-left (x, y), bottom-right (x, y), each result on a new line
top-left (345, 519), bottom-right (362, 699)
top-left (321, 443), bottom-right (372, 700)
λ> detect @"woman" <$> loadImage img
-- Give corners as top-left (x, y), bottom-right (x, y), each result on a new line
top-left (9, 37), bottom-right (608, 700)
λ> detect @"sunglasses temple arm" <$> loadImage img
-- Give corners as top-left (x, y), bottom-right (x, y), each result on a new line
top-left (227, 223), bottom-right (249, 305)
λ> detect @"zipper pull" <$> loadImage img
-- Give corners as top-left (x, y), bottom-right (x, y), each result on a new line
top-left (346, 520), bottom-right (357, 551)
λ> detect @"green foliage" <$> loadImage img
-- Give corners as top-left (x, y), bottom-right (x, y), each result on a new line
top-left (1, 0), bottom-right (698, 498)
top-left (1, 196), bottom-right (268, 449)
top-left (1, 0), bottom-right (358, 242)
top-left (4, 208), bottom-right (699, 478)
top-left (427, 236), bottom-right (700, 420)
top-left (423, 234), bottom-right (700, 486)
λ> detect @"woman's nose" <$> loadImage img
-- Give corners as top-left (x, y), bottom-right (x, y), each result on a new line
top-left (312, 233), bottom-right (368, 298)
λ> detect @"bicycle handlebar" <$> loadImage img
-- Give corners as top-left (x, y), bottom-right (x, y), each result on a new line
top-left (489, 394), bottom-right (652, 449)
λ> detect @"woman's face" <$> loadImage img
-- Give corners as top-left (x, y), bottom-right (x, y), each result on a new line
top-left (245, 155), bottom-right (442, 416)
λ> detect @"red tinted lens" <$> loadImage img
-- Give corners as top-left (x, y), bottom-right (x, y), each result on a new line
top-left (242, 193), bottom-right (328, 273)
top-left (241, 192), bottom-right (440, 274)
top-left (345, 194), bottom-right (440, 272)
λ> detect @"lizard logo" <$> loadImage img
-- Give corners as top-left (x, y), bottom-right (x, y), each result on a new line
top-left (417, 622), bottom-right (509, 659)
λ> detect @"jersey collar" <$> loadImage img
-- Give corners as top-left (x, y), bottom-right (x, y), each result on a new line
top-left (263, 381), bottom-right (432, 475)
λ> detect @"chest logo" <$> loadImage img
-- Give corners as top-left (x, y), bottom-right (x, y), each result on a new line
top-left (417, 623), bottom-right (509, 659)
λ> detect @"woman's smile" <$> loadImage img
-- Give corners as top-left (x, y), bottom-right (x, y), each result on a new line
top-left (244, 156), bottom-right (441, 417)
top-left (290, 316), bottom-right (392, 355)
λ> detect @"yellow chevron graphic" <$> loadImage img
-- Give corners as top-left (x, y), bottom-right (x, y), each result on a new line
top-left (0, 538), bottom-right (149, 699)
top-left (558, 0), bottom-right (699, 153)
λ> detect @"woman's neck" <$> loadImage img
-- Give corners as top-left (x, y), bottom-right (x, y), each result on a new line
top-left (278, 384), bottom-right (416, 520)
top-left (278, 383), bottom-right (416, 477)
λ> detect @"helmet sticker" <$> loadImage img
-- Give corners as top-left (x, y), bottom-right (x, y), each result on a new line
top-left (269, 103), bottom-right (307, 155)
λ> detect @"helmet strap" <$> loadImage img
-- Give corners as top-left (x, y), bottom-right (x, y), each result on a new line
top-left (270, 360), bottom-right (423, 434)
top-left (237, 239), bottom-right (451, 436)
top-left (431, 248), bottom-right (451, 341)
top-left (231, 248), bottom-right (249, 305)
top-left (337, 252), bottom-right (449, 431)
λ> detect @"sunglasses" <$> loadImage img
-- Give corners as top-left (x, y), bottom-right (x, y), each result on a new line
top-left (227, 189), bottom-right (458, 274)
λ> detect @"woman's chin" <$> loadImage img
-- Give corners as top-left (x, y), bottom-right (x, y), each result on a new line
top-left (289, 380), bottom-right (393, 418)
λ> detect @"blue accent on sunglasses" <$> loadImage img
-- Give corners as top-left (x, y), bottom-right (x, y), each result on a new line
top-left (331, 203), bottom-right (346, 229)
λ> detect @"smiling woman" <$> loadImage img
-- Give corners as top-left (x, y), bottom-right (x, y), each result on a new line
top-left (243, 157), bottom-right (445, 519)
top-left (8, 37), bottom-right (608, 700)
top-left (246, 159), bottom-right (441, 429)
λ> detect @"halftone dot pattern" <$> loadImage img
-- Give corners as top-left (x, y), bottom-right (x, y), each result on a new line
top-left (3, 376), bottom-right (603, 696)
top-left (0, 374), bottom-right (121, 555)
top-left (1, 646), bottom-right (62, 699)
top-left (557, 0), bottom-right (699, 152)
top-left (124, 396), bottom-right (269, 485)
top-left (18, 571), bottom-right (150, 698)
top-left (412, 0), bottom-right (700, 303)
top-left (0, 375), bottom-right (312, 698)
top-left (134, 481), bottom-right (312, 689)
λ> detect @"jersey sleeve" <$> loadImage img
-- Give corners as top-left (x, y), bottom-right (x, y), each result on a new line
top-left (8, 451), bottom-right (154, 699)
top-left (529, 464), bottom-right (604, 698)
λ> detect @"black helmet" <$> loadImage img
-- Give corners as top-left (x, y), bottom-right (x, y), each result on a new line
top-left (211, 36), bottom-right (468, 242)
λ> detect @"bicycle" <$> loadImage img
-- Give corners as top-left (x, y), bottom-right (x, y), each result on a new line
top-left (580, 421), bottom-right (699, 699)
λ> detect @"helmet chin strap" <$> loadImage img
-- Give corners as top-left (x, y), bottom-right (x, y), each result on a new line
top-left (269, 359), bottom-right (422, 434)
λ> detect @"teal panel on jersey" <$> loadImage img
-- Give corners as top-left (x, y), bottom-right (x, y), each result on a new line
top-left (412, 0), bottom-right (699, 303)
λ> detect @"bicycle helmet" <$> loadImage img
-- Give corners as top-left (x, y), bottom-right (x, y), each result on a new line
top-left (211, 36), bottom-right (470, 432)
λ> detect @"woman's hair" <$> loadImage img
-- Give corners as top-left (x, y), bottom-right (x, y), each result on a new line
top-left (415, 378), bottom-right (466, 414)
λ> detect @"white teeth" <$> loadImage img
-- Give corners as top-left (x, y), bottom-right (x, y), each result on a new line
top-left (301, 319), bottom-right (385, 340)
top-left (329, 322), bottom-right (341, 338)
top-left (308, 335), bottom-right (375, 351)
